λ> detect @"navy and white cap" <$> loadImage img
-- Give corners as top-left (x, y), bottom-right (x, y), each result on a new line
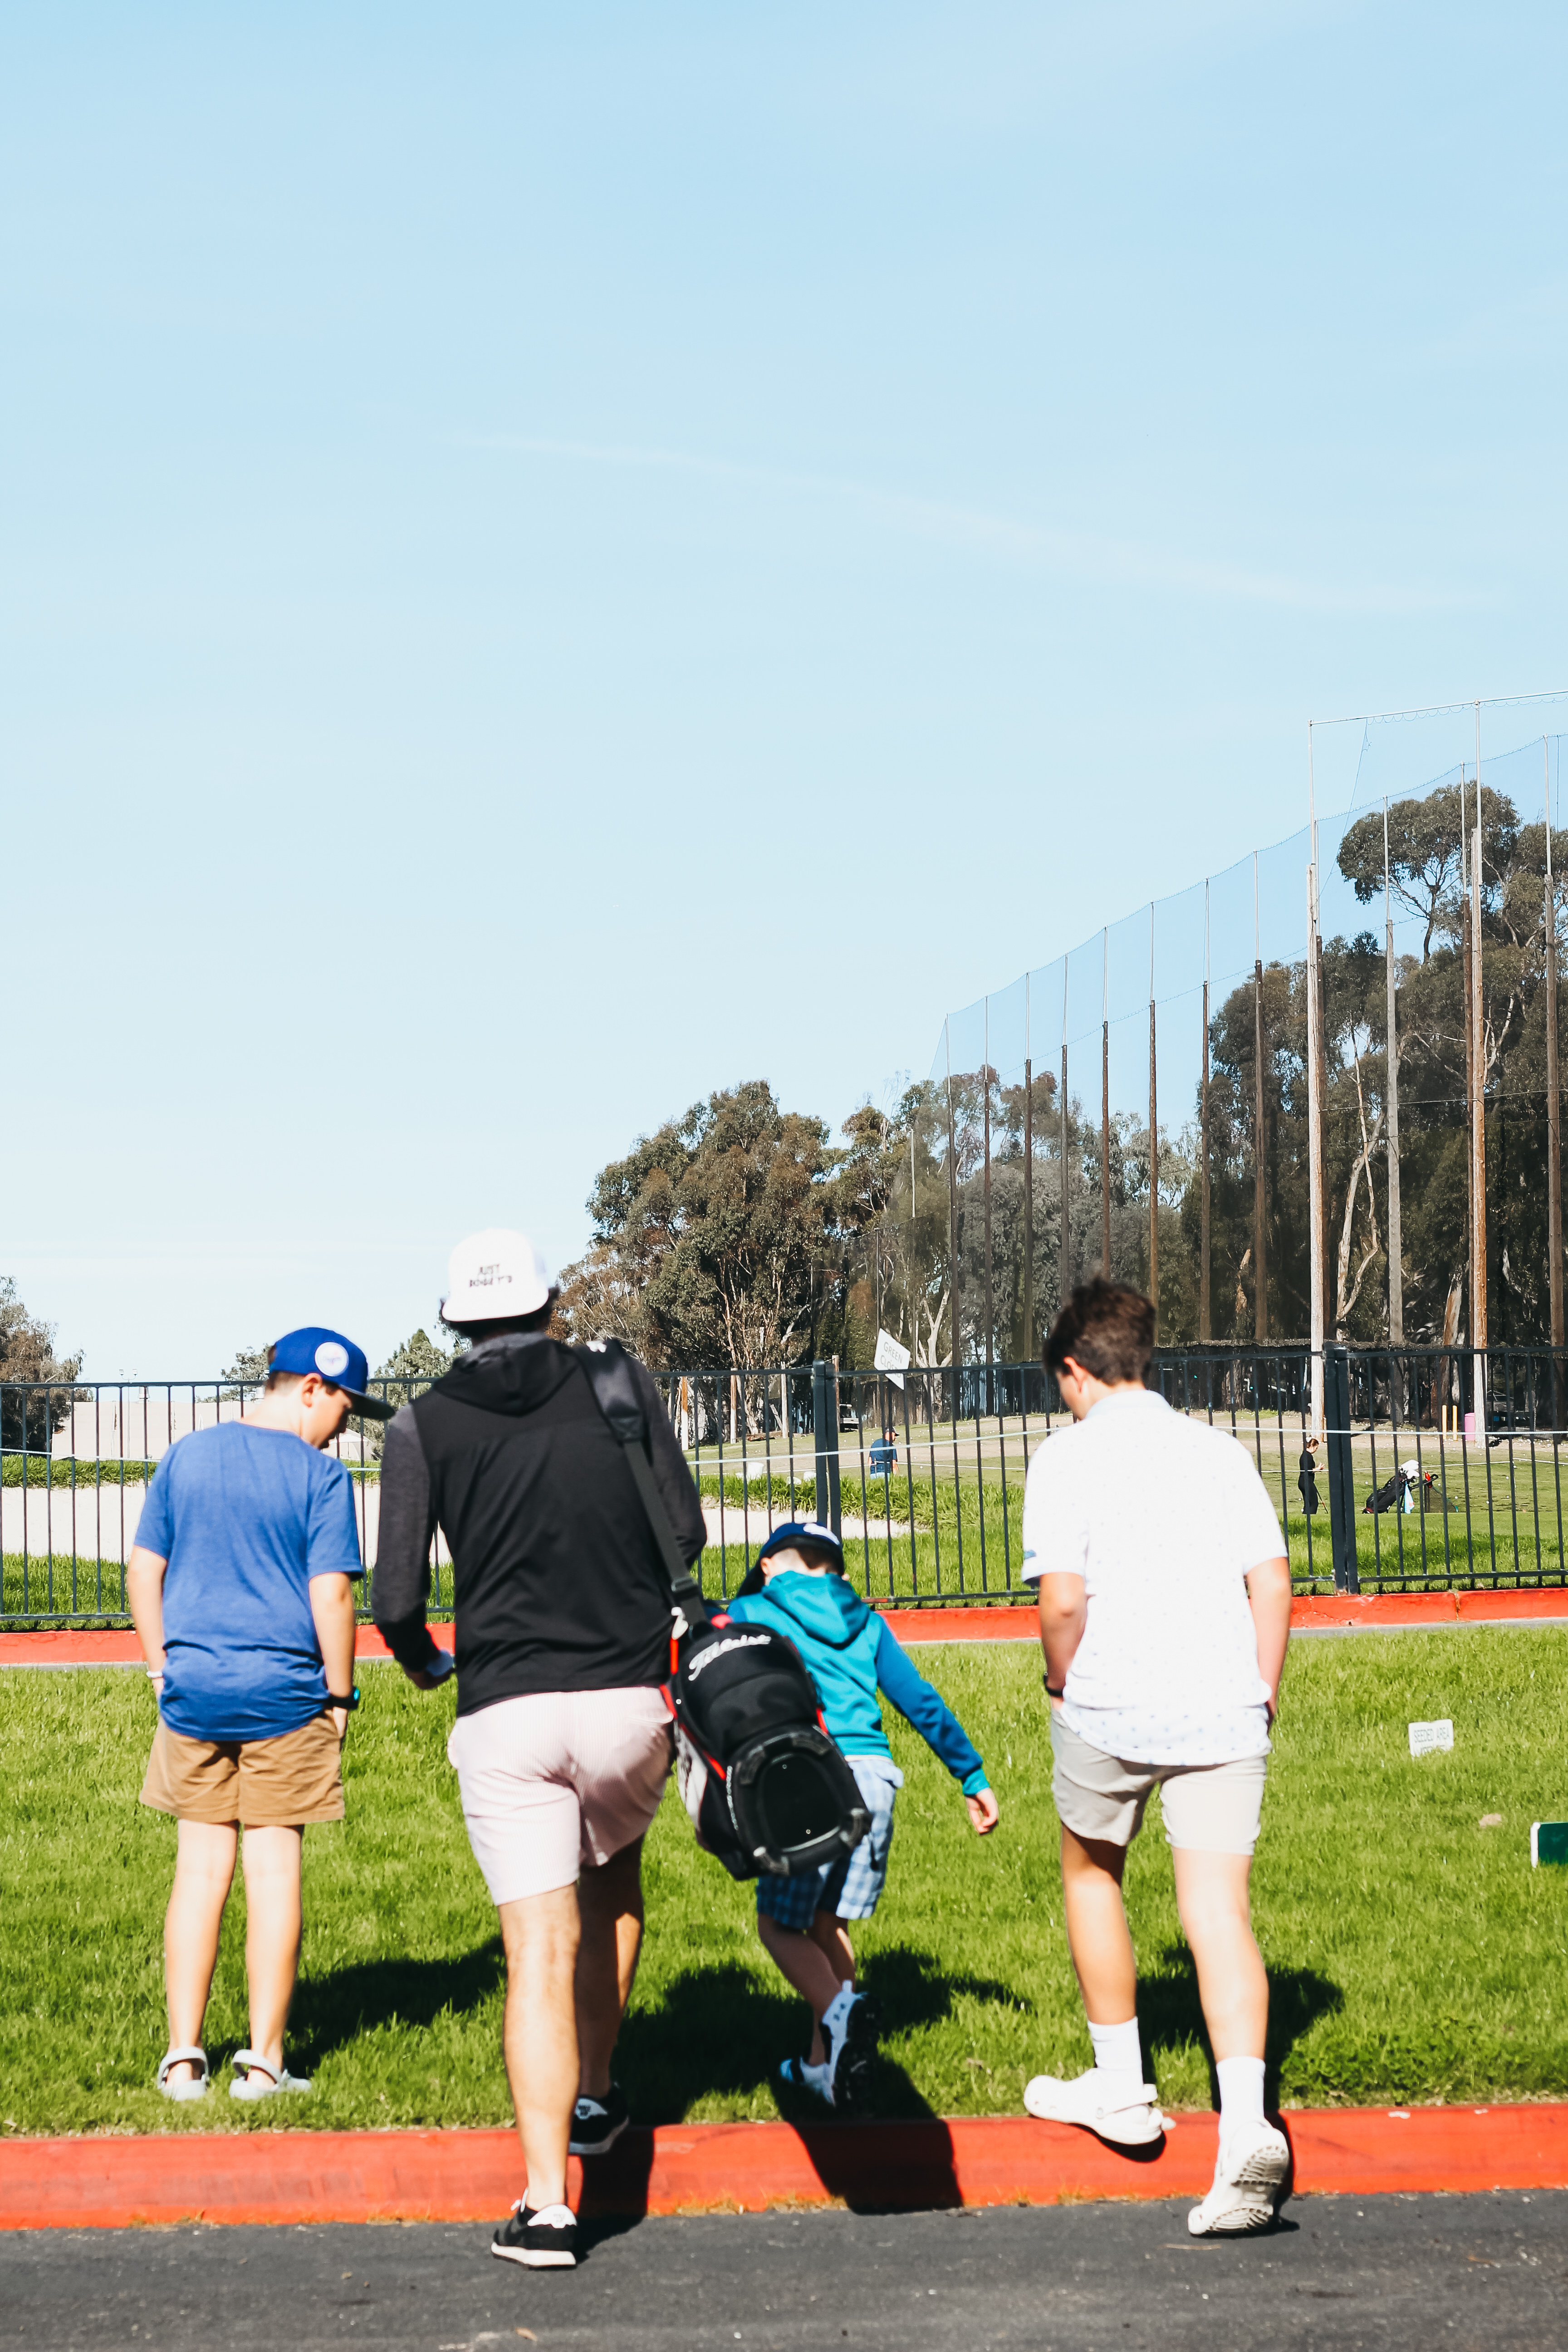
top-left (755, 1519), bottom-right (845, 1573)
top-left (269, 1327), bottom-right (394, 1421)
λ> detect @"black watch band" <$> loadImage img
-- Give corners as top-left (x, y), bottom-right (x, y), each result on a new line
top-left (327, 1686), bottom-right (361, 1711)
top-left (1043, 1674), bottom-right (1065, 1699)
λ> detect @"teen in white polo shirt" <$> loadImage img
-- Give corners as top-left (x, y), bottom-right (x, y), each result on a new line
top-left (1019, 1279), bottom-right (1294, 2237)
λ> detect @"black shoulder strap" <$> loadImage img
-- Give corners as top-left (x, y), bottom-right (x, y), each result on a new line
top-left (575, 1340), bottom-right (710, 1629)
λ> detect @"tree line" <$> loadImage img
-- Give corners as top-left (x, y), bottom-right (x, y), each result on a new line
top-left (561, 780), bottom-right (1568, 1370)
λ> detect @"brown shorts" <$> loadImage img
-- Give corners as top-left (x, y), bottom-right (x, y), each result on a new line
top-left (140, 1712), bottom-right (345, 1828)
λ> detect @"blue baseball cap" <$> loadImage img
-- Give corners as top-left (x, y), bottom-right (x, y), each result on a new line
top-left (755, 1519), bottom-right (845, 1573)
top-left (269, 1327), bottom-right (394, 1421)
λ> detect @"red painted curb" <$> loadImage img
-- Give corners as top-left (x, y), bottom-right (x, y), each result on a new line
top-left (2, 2106), bottom-right (1564, 2228)
top-left (1292, 1588), bottom-right (1568, 1630)
top-left (6, 1591), bottom-right (1568, 1668)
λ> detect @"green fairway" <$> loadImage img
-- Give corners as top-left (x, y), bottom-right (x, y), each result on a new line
top-left (2, 1631), bottom-right (1566, 2137)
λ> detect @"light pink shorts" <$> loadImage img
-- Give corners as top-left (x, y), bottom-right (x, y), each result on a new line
top-left (446, 1686), bottom-right (673, 1906)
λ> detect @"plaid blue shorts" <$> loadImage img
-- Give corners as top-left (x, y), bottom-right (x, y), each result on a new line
top-left (755, 1754), bottom-right (903, 1931)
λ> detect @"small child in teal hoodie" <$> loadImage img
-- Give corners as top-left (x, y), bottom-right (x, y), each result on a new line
top-left (726, 1519), bottom-right (999, 2109)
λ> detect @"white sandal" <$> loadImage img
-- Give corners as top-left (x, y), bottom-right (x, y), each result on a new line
top-left (229, 2048), bottom-right (313, 2102)
top-left (156, 2045), bottom-right (211, 2102)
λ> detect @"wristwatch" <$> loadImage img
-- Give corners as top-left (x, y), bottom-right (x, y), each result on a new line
top-left (326, 1686), bottom-right (361, 1711)
top-left (1043, 1674), bottom-right (1065, 1699)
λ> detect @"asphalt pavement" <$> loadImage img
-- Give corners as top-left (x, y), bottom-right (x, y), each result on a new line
top-left (2, 2191), bottom-right (1563, 2351)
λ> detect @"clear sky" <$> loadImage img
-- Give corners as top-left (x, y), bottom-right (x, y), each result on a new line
top-left (5, 2), bottom-right (1566, 1376)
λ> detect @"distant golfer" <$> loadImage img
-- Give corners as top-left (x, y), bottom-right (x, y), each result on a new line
top-left (373, 1228), bottom-right (706, 2272)
top-left (1020, 1279), bottom-right (1293, 2237)
top-left (127, 1329), bottom-right (390, 2103)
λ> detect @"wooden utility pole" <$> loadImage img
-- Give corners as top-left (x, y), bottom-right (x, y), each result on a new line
top-left (1101, 929), bottom-right (1112, 1275)
top-left (945, 1028), bottom-right (960, 1384)
top-left (1023, 1053), bottom-right (1035, 1362)
top-left (1546, 742), bottom-right (1563, 1365)
top-left (1471, 710), bottom-right (1489, 1426)
top-left (1147, 903), bottom-right (1158, 1337)
top-left (1199, 883), bottom-right (1211, 1343)
top-left (1384, 798), bottom-right (1403, 1343)
top-left (1306, 857), bottom-right (1327, 1432)
top-left (1059, 1036), bottom-right (1071, 1314)
top-left (1148, 1034), bottom-right (1159, 1331)
top-left (981, 1036), bottom-right (995, 1418)
top-left (1470, 822), bottom-right (1489, 1392)
top-left (1253, 958), bottom-right (1268, 1343)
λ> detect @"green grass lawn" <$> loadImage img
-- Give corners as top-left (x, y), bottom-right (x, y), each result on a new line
top-left (2, 1631), bottom-right (1567, 2137)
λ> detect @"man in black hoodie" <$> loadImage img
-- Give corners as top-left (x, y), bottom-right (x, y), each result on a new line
top-left (372, 1227), bottom-right (706, 2270)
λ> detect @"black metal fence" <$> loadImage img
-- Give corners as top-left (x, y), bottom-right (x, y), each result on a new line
top-left (5, 1343), bottom-right (1568, 1622)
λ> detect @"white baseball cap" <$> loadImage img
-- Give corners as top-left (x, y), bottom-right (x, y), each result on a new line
top-left (439, 1228), bottom-right (554, 1324)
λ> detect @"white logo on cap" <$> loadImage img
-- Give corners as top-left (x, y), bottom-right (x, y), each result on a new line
top-left (314, 1341), bottom-right (350, 1378)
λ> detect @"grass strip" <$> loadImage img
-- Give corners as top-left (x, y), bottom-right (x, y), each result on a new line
top-left (2, 1632), bottom-right (1566, 2136)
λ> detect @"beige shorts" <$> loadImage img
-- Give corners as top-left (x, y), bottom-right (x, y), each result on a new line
top-left (1051, 1710), bottom-right (1267, 1855)
top-left (447, 1686), bottom-right (673, 1906)
top-left (140, 1712), bottom-right (345, 1828)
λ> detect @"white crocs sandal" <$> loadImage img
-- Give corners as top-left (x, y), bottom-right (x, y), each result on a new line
top-left (156, 2046), bottom-right (211, 2102)
top-left (229, 2048), bottom-right (313, 2102)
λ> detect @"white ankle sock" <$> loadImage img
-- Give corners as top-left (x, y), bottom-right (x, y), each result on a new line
top-left (1087, 2017), bottom-right (1142, 2090)
top-left (1215, 2053), bottom-right (1266, 2145)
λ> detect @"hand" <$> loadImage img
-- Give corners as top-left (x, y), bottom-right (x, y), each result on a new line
top-left (966, 1787), bottom-right (1000, 1835)
top-left (403, 1647), bottom-right (456, 1691)
top-left (1266, 1691), bottom-right (1279, 1726)
top-left (331, 1706), bottom-right (348, 1745)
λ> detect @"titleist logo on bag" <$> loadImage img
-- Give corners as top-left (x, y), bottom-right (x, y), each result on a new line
top-left (684, 1632), bottom-right (773, 1682)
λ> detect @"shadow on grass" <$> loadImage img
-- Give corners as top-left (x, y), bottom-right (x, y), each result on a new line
top-left (1138, 1941), bottom-right (1343, 2112)
top-left (620, 1948), bottom-right (1021, 2128)
top-left (288, 1939), bottom-right (505, 2072)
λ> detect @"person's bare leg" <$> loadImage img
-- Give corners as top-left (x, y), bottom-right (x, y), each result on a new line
top-left (575, 1838), bottom-right (645, 2099)
top-left (1059, 1825), bottom-right (1137, 2024)
top-left (499, 1886), bottom-right (581, 2210)
top-left (758, 1911), bottom-right (848, 2063)
top-left (1171, 1847), bottom-right (1268, 2060)
top-left (164, 1818), bottom-right (238, 2083)
top-left (239, 1825), bottom-right (304, 2076)
top-left (805, 1912), bottom-right (857, 2062)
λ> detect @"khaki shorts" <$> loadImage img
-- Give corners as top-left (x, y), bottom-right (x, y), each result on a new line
top-left (1051, 1710), bottom-right (1267, 1855)
top-left (140, 1712), bottom-right (345, 1828)
top-left (447, 1686), bottom-right (673, 1907)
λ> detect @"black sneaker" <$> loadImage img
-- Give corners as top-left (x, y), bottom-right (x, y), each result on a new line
top-left (491, 2201), bottom-right (578, 2269)
top-left (827, 1993), bottom-right (880, 2113)
top-left (568, 2081), bottom-right (629, 2156)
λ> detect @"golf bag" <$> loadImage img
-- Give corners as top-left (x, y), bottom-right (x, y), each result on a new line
top-left (1364, 1469), bottom-right (1412, 1515)
top-left (578, 1340), bottom-right (872, 1882)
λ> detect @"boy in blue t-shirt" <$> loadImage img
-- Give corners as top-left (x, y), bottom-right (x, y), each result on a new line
top-left (127, 1328), bottom-right (396, 2104)
top-left (726, 1522), bottom-right (999, 2110)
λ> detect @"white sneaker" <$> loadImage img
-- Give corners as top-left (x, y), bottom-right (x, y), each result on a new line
top-left (778, 2054), bottom-right (835, 2105)
top-left (821, 1989), bottom-right (879, 2113)
top-left (1187, 2119), bottom-right (1290, 2235)
top-left (1022, 2068), bottom-right (1168, 2147)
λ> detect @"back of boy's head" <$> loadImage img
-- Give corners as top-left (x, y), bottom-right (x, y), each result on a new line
top-left (1043, 1278), bottom-right (1154, 1386)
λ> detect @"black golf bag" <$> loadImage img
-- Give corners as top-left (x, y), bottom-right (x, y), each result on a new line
top-left (1364, 1469), bottom-right (1411, 1515)
top-left (579, 1340), bottom-right (871, 1882)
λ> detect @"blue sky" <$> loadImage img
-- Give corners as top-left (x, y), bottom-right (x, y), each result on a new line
top-left (5, 2), bottom-right (1566, 1374)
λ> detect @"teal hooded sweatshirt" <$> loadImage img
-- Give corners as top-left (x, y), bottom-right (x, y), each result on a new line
top-left (726, 1570), bottom-right (988, 1796)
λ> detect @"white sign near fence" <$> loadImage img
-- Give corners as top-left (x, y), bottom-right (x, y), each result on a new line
top-left (873, 1329), bottom-right (911, 1390)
